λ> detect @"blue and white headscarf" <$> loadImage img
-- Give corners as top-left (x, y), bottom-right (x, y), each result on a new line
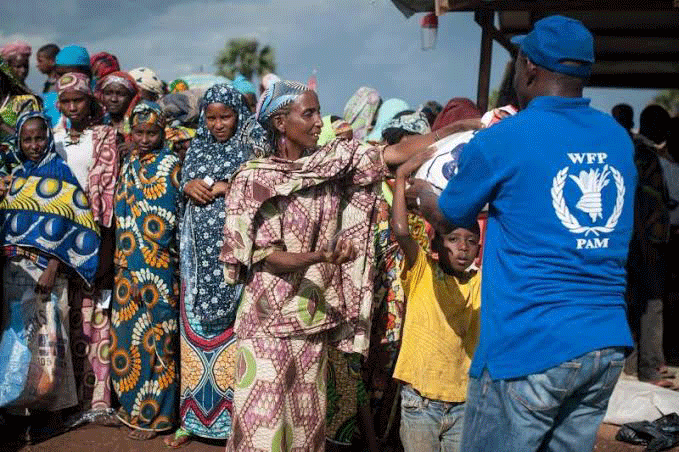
top-left (254, 80), bottom-right (310, 156)
top-left (255, 80), bottom-right (309, 128)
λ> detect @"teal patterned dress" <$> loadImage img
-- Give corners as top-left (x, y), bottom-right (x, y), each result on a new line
top-left (110, 147), bottom-right (182, 432)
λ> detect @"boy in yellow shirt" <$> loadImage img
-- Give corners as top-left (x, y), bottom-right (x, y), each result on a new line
top-left (391, 151), bottom-right (481, 452)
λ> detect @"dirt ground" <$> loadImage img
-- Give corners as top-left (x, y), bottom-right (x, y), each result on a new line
top-left (1, 422), bottom-right (678, 452)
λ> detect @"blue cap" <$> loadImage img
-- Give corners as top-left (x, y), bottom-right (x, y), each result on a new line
top-left (511, 15), bottom-right (594, 79)
top-left (55, 45), bottom-right (90, 67)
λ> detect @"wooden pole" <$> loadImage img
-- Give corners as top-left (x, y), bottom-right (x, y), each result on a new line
top-left (476, 9), bottom-right (494, 113)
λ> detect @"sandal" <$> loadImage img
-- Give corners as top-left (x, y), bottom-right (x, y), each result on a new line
top-left (164, 428), bottom-right (192, 448)
top-left (128, 429), bottom-right (158, 440)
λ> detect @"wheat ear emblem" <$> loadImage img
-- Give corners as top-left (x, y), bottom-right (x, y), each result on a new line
top-left (551, 165), bottom-right (625, 236)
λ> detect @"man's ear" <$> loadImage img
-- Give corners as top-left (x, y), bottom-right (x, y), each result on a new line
top-left (272, 114), bottom-right (285, 134)
top-left (525, 58), bottom-right (538, 87)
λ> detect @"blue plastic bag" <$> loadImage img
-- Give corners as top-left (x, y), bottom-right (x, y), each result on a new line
top-left (0, 320), bottom-right (31, 407)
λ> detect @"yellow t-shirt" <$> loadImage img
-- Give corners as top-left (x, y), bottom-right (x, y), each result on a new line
top-left (393, 247), bottom-right (481, 403)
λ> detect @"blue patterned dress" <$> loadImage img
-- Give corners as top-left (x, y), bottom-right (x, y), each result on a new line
top-left (111, 147), bottom-right (181, 432)
top-left (178, 83), bottom-right (265, 439)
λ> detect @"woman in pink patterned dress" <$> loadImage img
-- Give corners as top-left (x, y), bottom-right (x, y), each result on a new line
top-left (220, 81), bottom-right (473, 452)
top-left (52, 72), bottom-right (119, 418)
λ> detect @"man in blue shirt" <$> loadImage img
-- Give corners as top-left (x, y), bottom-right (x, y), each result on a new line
top-left (409, 15), bottom-right (635, 452)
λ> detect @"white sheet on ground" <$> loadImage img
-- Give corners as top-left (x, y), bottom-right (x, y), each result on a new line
top-left (604, 378), bottom-right (679, 425)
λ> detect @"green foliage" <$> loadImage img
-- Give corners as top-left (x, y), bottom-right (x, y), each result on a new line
top-left (214, 38), bottom-right (276, 81)
top-left (653, 89), bottom-right (679, 116)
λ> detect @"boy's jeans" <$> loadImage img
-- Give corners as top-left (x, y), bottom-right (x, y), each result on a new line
top-left (400, 384), bottom-right (465, 452)
top-left (460, 347), bottom-right (625, 452)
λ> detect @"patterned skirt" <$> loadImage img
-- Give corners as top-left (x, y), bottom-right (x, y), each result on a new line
top-left (226, 335), bottom-right (327, 452)
top-left (179, 285), bottom-right (237, 439)
top-left (69, 284), bottom-right (112, 412)
top-left (110, 267), bottom-right (179, 431)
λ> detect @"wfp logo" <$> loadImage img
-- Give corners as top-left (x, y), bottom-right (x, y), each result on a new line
top-left (551, 153), bottom-right (625, 250)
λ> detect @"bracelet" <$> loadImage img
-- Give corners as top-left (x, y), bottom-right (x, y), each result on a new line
top-left (434, 130), bottom-right (441, 141)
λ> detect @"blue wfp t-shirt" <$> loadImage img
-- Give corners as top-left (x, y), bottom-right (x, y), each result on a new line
top-left (438, 96), bottom-right (635, 380)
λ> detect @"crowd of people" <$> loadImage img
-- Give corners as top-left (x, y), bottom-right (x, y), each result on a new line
top-left (0, 14), bottom-right (677, 452)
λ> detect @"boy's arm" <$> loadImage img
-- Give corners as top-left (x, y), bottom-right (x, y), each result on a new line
top-left (391, 149), bottom-right (434, 270)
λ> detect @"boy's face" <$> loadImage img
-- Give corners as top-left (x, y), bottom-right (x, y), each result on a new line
top-left (20, 118), bottom-right (49, 162)
top-left (435, 227), bottom-right (480, 273)
top-left (36, 51), bottom-right (55, 75)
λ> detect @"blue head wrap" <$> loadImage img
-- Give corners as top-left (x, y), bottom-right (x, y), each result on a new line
top-left (55, 45), bottom-right (90, 67)
top-left (232, 74), bottom-right (256, 96)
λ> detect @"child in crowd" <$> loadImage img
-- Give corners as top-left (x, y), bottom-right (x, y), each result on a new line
top-left (36, 43), bottom-right (60, 94)
top-left (110, 101), bottom-right (180, 440)
top-left (390, 150), bottom-right (481, 452)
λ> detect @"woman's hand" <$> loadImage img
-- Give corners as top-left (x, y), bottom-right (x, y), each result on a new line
top-left (211, 181), bottom-right (230, 197)
top-left (321, 237), bottom-right (357, 266)
top-left (395, 147), bottom-right (435, 180)
top-left (35, 259), bottom-right (60, 295)
top-left (184, 179), bottom-right (215, 205)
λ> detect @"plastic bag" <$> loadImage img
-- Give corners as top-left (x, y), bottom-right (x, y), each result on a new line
top-left (0, 327), bottom-right (31, 407)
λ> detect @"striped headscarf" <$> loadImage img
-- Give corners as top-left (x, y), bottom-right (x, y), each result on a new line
top-left (130, 100), bottom-right (165, 129)
top-left (255, 80), bottom-right (310, 128)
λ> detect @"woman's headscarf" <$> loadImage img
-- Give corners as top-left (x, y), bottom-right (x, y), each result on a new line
top-left (165, 126), bottom-right (195, 145)
top-left (0, 41), bottom-right (31, 60)
top-left (90, 52), bottom-right (120, 80)
top-left (96, 71), bottom-right (141, 130)
top-left (128, 67), bottom-right (164, 96)
top-left (0, 112), bottom-right (101, 283)
top-left (256, 80), bottom-right (310, 126)
top-left (365, 98), bottom-right (410, 142)
top-left (130, 100), bottom-right (166, 130)
top-left (382, 111), bottom-right (431, 145)
top-left (57, 72), bottom-right (93, 97)
top-left (0, 55), bottom-right (31, 95)
top-left (343, 87), bottom-right (381, 141)
top-left (55, 45), bottom-right (90, 68)
top-left (255, 80), bottom-right (310, 156)
top-left (431, 97), bottom-right (481, 132)
top-left (233, 74), bottom-right (256, 96)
